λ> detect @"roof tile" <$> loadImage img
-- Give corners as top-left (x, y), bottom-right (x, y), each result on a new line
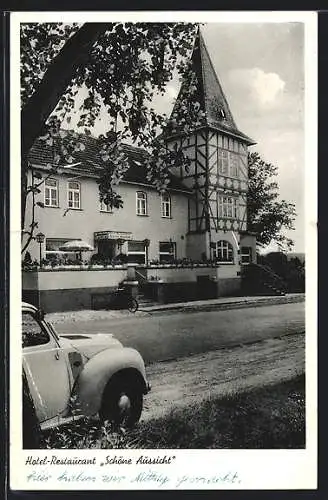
top-left (28, 132), bottom-right (192, 193)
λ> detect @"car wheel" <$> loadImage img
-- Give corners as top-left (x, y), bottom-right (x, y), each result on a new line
top-left (22, 376), bottom-right (41, 449)
top-left (128, 298), bottom-right (138, 313)
top-left (99, 375), bottom-right (143, 428)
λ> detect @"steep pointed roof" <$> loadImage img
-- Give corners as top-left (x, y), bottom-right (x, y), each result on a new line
top-left (168, 28), bottom-right (255, 145)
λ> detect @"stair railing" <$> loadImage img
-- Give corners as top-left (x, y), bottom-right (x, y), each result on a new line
top-left (246, 263), bottom-right (287, 293)
top-left (135, 268), bottom-right (148, 285)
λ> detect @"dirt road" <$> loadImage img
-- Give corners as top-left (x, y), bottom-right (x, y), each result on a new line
top-left (141, 332), bottom-right (305, 421)
top-left (57, 302), bottom-right (305, 364)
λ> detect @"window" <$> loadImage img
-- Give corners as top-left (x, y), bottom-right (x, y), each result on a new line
top-left (217, 148), bottom-right (240, 178)
top-left (241, 246), bottom-right (252, 264)
top-left (100, 200), bottom-right (112, 213)
top-left (136, 191), bottom-right (147, 216)
top-left (159, 241), bottom-right (176, 263)
top-left (44, 178), bottom-right (58, 207)
top-left (229, 153), bottom-right (239, 177)
top-left (161, 193), bottom-right (171, 218)
top-left (68, 181), bottom-right (81, 209)
top-left (213, 240), bottom-right (234, 263)
top-left (22, 311), bottom-right (50, 348)
top-left (127, 241), bottom-right (146, 264)
top-left (218, 196), bottom-right (238, 219)
top-left (45, 238), bottom-right (77, 262)
top-left (218, 150), bottom-right (229, 175)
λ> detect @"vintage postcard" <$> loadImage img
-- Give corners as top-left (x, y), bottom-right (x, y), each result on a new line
top-left (10, 10), bottom-right (317, 490)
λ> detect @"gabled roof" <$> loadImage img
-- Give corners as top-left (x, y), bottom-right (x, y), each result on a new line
top-left (28, 132), bottom-right (192, 194)
top-left (167, 28), bottom-right (255, 145)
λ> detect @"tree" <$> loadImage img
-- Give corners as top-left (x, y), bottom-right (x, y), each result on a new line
top-left (21, 22), bottom-right (201, 252)
top-left (247, 151), bottom-right (297, 251)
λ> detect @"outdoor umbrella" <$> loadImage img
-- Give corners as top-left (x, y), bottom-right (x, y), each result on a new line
top-left (59, 240), bottom-right (94, 261)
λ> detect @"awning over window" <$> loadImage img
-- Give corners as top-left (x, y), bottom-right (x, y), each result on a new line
top-left (94, 231), bottom-right (133, 241)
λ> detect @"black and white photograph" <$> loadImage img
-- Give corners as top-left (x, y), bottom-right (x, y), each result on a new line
top-left (10, 10), bottom-right (317, 490)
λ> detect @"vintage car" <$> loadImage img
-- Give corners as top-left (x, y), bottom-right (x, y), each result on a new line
top-left (22, 302), bottom-right (150, 447)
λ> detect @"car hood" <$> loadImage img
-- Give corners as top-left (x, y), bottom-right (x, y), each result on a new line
top-left (59, 332), bottom-right (123, 358)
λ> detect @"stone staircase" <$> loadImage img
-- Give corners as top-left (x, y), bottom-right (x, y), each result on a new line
top-left (136, 293), bottom-right (160, 309)
top-left (134, 268), bottom-right (161, 308)
top-left (241, 263), bottom-right (288, 296)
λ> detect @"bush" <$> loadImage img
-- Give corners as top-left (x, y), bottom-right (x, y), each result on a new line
top-left (22, 251), bottom-right (38, 271)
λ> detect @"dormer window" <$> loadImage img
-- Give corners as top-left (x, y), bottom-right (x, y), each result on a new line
top-left (136, 191), bottom-right (147, 216)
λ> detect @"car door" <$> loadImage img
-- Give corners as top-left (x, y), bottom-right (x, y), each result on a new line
top-left (22, 310), bottom-right (72, 423)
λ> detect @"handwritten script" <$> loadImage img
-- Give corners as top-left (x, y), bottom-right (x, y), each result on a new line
top-left (26, 469), bottom-right (241, 488)
top-left (24, 454), bottom-right (241, 488)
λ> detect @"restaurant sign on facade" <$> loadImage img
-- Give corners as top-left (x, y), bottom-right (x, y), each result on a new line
top-left (94, 231), bottom-right (133, 241)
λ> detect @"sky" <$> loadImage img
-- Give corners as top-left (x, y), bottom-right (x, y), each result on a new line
top-left (207, 23), bottom-right (305, 254)
top-left (68, 22), bottom-right (305, 253)
top-left (157, 23), bottom-right (305, 253)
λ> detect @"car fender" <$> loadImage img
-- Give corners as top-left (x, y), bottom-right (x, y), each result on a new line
top-left (71, 347), bottom-right (148, 416)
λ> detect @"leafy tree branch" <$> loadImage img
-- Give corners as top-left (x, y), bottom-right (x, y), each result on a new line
top-left (21, 22), bottom-right (199, 244)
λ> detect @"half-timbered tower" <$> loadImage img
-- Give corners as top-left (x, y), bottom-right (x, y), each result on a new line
top-left (164, 29), bottom-right (257, 270)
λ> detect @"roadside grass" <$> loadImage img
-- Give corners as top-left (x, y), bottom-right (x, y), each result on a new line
top-left (43, 375), bottom-right (305, 449)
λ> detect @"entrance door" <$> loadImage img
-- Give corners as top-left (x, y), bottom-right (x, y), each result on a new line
top-left (98, 240), bottom-right (115, 260)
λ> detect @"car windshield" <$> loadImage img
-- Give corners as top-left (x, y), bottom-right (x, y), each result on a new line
top-left (45, 320), bottom-right (60, 341)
